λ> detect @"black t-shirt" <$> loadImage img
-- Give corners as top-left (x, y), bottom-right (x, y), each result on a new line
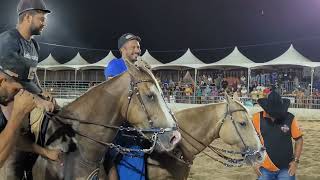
top-left (260, 112), bottom-right (295, 169)
top-left (0, 29), bottom-right (39, 80)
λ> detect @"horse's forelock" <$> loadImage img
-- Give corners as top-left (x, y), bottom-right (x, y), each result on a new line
top-left (130, 60), bottom-right (162, 93)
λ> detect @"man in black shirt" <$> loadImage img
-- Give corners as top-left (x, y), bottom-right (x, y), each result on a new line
top-left (0, 0), bottom-right (61, 179)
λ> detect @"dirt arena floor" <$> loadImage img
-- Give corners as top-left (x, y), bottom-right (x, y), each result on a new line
top-left (188, 121), bottom-right (320, 180)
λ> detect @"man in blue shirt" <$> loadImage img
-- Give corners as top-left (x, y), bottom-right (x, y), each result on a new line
top-left (104, 33), bottom-right (146, 180)
top-left (104, 33), bottom-right (141, 79)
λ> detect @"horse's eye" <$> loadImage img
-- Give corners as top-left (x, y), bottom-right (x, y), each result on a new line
top-left (239, 121), bottom-right (247, 127)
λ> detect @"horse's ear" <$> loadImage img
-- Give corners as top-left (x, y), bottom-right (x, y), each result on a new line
top-left (224, 91), bottom-right (233, 103)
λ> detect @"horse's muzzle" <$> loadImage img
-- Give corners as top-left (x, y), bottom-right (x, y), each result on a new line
top-left (242, 147), bottom-right (266, 165)
top-left (156, 130), bottom-right (181, 152)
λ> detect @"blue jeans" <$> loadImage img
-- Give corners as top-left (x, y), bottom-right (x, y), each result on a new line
top-left (258, 168), bottom-right (295, 180)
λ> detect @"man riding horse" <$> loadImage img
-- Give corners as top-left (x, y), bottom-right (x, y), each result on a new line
top-left (0, 0), bottom-right (62, 179)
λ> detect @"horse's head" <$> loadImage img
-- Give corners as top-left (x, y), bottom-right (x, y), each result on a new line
top-left (217, 94), bottom-right (266, 166)
top-left (0, 71), bottom-right (22, 105)
top-left (124, 61), bottom-right (181, 152)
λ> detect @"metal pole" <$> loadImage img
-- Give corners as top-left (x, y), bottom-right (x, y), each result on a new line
top-left (44, 68), bottom-right (47, 88)
top-left (311, 67), bottom-right (314, 95)
top-left (247, 68), bottom-right (251, 93)
top-left (96, 71), bottom-right (98, 82)
top-left (194, 69), bottom-right (198, 103)
top-left (75, 69), bottom-right (77, 97)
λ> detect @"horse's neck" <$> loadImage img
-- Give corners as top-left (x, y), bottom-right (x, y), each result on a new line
top-left (56, 74), bottom-right (130, 158)
top-left (175, 103), bottom-right (227, 156)
top-left (59, 74), bottom-right (129, 128)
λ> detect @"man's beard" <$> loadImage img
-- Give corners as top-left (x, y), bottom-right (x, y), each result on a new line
top-left (30, 24), bottom-right (43, 36)
top-left (0, 90), bottom-right (14, 106)
top-left (128, 53), bottom-right (140, 62)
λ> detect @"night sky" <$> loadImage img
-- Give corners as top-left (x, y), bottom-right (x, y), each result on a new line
top-left (1, 0), bottom-right (320, 64)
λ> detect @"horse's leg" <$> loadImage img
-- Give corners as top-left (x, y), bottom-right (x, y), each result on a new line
top-left (0, 149), bottom-right (30, 180)
top-left (33, 157), bottom-right (60, 180)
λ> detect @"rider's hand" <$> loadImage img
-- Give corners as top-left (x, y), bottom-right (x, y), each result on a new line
top-left (42, 148), bottom-right (63, 162)
top-left (41, 91), bottom-right (59, 110)
top-left (12, 89), bottom-right (36, 115)
top-left (41, 91), bottom-right (53, 102)
top-left (34, 97), bottom-right (54, 112)
top-left (253, 164), bottom-right (262, 177)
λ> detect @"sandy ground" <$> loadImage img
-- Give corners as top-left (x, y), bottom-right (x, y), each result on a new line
top-left (188, 121), bottom-right (320, 180)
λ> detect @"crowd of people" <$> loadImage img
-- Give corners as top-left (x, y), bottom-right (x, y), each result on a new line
top-left (156, 69), bottom-right (320, 108)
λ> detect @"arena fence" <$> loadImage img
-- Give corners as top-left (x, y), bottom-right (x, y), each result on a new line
top-left (41, 81), bottom-right (320, 109)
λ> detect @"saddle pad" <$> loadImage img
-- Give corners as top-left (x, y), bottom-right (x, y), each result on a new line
top-left (30, 107), bottom-right (45, 141)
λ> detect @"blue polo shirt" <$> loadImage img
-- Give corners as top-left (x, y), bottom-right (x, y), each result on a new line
top-left (104, 58), bottom-right (128, 78)
top-left (104, 57), bottom-right (145, 180)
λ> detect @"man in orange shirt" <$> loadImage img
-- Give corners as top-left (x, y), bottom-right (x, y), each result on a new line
top-left (252, 91), bottom-right (303, 180)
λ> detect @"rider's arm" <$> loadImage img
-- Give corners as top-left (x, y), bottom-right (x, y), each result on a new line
top-left (0, 109), bottom-right (27, 167)
top-left (0, 90), bottom-right (34, 167)
top-left (16, 135), bottom-right (61, 161)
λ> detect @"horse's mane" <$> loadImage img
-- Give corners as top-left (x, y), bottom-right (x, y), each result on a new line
top-left (60, 61), bottom-right (159, 115)
top-left (175, 98), bottom-right (249, 116)
top-left (59, 73), bottom-right (126, 115)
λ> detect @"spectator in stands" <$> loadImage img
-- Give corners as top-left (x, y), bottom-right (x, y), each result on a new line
top-left (215, 74), bottom-right (222, 90)
top-left (294, 76), bottom-right (299, 89)
top-left (240, 86), bottom-right (248, 97)
top-left (240, 73), bottom-right (246, 85)
top-left (221, 79), bottom-right (228, 89)
top-left (195, 85), bottom-right (202, 103)
top-left (211, 86), bottom-right (219, 96)
top-left (184, 84), bottom-right (193, 96)
top-left (263, 86), bottom-right (271, 97)
top-left (257, 88), bottom-right (264, 99)
top-left (251, 88), bottom-right (259, 103)
top-left (208, 75), bottom-right (213, 85)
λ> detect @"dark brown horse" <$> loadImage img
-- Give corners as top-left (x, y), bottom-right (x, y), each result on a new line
top-left (1, 61), bottom-right (181, 180)
top-left (145, 95), bottom-right (265, 180)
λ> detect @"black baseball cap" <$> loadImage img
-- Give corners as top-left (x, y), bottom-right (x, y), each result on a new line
top-left (17, 0), bottom-right (51, 15)
top-left (0, 67), bottom-right (42, 94)
top-left (118, 33), bottom-right (141, 49)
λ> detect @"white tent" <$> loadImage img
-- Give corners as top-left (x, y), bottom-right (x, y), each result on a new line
top-left (38, 53), bottom-right (60, 69)
top-left (255, 44), bottom-right (313, 68)
top-left (140, 49), bottom-right (162, 68)
top-left (152, 48), bottom-right (204, 70)
top-left (200, 47), bottom-right (256, 69)
top-left (79, 51), bottom-right (116, 70)
top-left (46, 52), bottom-right (89, 70)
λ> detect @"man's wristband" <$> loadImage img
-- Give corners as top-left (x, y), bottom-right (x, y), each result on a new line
top-left (294, 158), bottom-right (300, 164)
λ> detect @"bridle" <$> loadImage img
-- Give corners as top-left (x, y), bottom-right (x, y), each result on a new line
top-left (44, 72), bottom-right (179, 169)
top-left (163, 102), bottom-right (261, 168)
